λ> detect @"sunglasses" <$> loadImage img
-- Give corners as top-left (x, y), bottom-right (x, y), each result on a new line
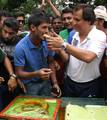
top-left (18, 20), bottom-right (25, 24)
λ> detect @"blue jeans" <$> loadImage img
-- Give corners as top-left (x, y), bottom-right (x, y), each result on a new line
top-left (25, 80), bottom-right (52, 96)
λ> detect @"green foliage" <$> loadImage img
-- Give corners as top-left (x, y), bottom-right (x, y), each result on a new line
top-left (7, 0), bottom-right (27, 11)
top-left (69, 0), bottom-right (107, 8)
top-left (18, 0), bottom-right (36, 14)
top-left (94, 0), bottom-right (107, 7)
top-left (0, 0), bottom-right (107, 14)
top-left (0, 0), bottom-right (27, 11)
top-left (0, 0), bottom-right (8, 9)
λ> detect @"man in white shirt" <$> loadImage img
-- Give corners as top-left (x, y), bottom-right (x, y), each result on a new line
top-left (45, 4), bottom-right (106, 97)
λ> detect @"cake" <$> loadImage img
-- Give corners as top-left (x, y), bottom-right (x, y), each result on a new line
top-left (65, 104), bottom-right (91, 120)
top-left (65, 104), bottom-right (107, 120)
top-left (0, 96), bottom-right (61, 120)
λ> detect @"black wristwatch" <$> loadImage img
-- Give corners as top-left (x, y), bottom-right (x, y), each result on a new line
top-left (61, 42), bottom-right (68, 50)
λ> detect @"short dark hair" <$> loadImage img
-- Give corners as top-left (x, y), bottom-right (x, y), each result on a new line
top-left (14, 11), bottom-right (25, 19)
top-left (73, 4), bottom-right (95, 25)
top-left (52, 16), bottom-right (61, 23)
top-left (28, 12), bottom-right (49, 27)
top-left (3, 17), bottom-right (19, 32)
top-left (61, 7), bottom-right (73, 17)
top-left (0, 10), bottom-right (11, 20)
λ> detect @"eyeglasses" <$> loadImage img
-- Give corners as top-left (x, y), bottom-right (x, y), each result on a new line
top-left (18, 20), bottom-right (24, 24)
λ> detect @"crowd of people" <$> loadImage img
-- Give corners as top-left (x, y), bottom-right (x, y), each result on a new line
top-left (0, 0), bottom-right (107, 113)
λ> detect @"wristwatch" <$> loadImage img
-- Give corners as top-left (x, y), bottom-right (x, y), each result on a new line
top-left (10, 73), bottom-right (17, 79)
top-left (61, 42), bottom-right (68, 50)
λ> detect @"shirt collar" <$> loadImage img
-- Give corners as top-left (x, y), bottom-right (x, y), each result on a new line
top-left (73, 26), bottom-right (95, 46)
top-left (27, 35), bottom-right (47, 49)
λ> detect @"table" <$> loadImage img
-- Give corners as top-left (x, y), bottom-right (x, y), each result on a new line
top-left (0, 96), bottom-right (106, 120)
top-left (58, 97), bottom-right (106, 120)
top-left (62, 97), bottom-right (105, 107)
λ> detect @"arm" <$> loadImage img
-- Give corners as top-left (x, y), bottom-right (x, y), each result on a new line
top-left (15, 66), bottom-right (52, 80)
top-left (4, 56), bottom-right (15, 75)
top-left (39, 0), bottom-right (46, 10)
top-left (15, 66), bottom-right (39, 79)
top-left (44, 34), bottom-right (69, 62)
top-left (48, 56), bottom-right (61, 97)
top-left (48, 57), bottom-right (58, 85)
top-left (4, 56), bottom-right (17, 91)
top-left (45, 33), bottom-right (105, 63)
top-left (64, 43), bottom-right (97, 63)
top-left (46, 0), bottom-right (61, 17)
top-left (49, 40), bottom-right (97, 63)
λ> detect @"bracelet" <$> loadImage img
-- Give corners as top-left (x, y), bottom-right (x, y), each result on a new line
top-left (10, 73), bottom-right (17, 79)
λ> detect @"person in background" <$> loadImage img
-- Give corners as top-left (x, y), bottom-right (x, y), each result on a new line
top-left (14, 11), bottom-right (29, 38)
top-left (94, 5), bottom-right (107, 99)
top-left (94, 5), bottom-right (107, 34)
top-left (14, 11), bottom-right (61, 97)
top-left (0, 10), bottom-right (11, 30)
top-left (0, 48), bottom-right (17, 111)
top-left (59, 7), bottom-right (73, 42)
top-left (0, 17), bottom-right (20, 67)
top-left (14, 11), bottom-right (25, 33)
top-left (0, 17), bottom-right (23, 110)
top-left (52, 16), bottom-right (62, 34)
top-left (44, 4), bottom-right (106, 97)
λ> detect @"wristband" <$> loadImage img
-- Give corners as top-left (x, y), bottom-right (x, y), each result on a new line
top-left (10, 73), bottom-right (17, 79)
top-left (61, 42), bottom-right (68, 50)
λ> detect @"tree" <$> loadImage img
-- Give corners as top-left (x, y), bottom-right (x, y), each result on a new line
top-left (7, 0), bottom-right (27, 11)
top-left (1, 0), bottom-right (107, 14)
top-left (69, 0), bottom-right (107, 8)
top-left (94, 0), bottom-right (107, 7)
top-left (19, 0), bottom-right (37, 13)
top-left (0, 0), bottom-right (8, 9)
top-left (0, 0), bottom-right (27, 11)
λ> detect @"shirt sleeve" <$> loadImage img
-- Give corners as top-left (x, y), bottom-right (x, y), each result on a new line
top-left (87, 31), bottom-right (106, 58)
top-left (14, 45), bottom-right (25, 67)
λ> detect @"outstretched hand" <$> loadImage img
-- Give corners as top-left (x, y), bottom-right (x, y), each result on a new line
top-left (43, 32), bottom-right (64, 51)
